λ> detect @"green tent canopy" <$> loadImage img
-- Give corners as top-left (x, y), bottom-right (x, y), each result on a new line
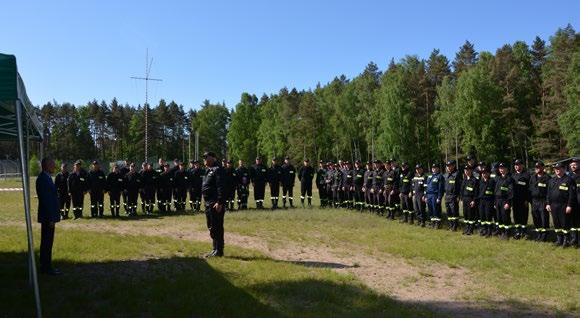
top-left (0, 53), bottom-right (43, 318)
top-left (0, 53), bottom-right (43, 140)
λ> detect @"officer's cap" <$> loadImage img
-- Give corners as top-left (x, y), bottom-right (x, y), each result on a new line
top-left (374, 160), bottom-right (382, 164)
top-left (389, 158), bottom-right (396, 162)
top-left (446, 159), bottom-right (456, 166)
top-left (431, 163), bottom-right (440, 168)
top-left (464, 165), bottom-right (473, 170)
top-left (284, 156), bottom-right (290, 160)
top-left (189, 159), bottom-right (195, 164)
top-left (535, 161), bottom-right (545, 167)
top-left (227, 160), bottom-right (233, 164)
top-left (466, 154), bottom-right (475, 161)
top-left (498, 162), bottom-right (507, 168)
top-left (572, 158), bottom-right (580, 164)
top-left (401, 161), bottom-right (409, 167)
top-left (478, 161), bottom-right (486, 167)
top-left (415, 164), bottom-right (423, 169)
top-left (355, 160), bottom-right (361, 164)
top-left (112, 164), bottom-right (118, 168)
top-left (552, 162), bottom-right (565, 169)
top-left (385, 159), bottom-right (392, 164)
top-left (272, 157), bottom-right (278, 161)
top-left (480, 166), bottom-right (490, 173)
top-left (318, 159), bottom-right (323, 163)
top-left (202, 151), bottom-right (217, 159)
top-left (74, 160), bottom-right (82, 166)
top-left (513, 159), bottom-right (524, 165)
top-left (92, 160), bottom-right (99, 165)
top-left (255, 156), bottom-right (261, 160)
top-left (304, 158), bottom-right (310, 162)
top-left (164, 163), bottom-right (170, 167)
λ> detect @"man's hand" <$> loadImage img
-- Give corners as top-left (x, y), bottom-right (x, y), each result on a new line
top-left (436, 198), bottom-right (441, 204)
top-left (566, 206), bottom-right (572, 214)
top-left (504, 203), bottom-right (510, 210)
top-left (470, 201), bottom-right (475, 208)
top-left (422, 196), bottom-right (426, 202)
top-left (546, 204), bottom-right (551, 212)
top-left (213, 203), bottom-right (223, 213)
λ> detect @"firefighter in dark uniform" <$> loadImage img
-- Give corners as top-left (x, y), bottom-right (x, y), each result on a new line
top-left (477, 166), bottom-right (496, 237)
top-left (425, 163), bottom-right (444, 229)
top-left (189, 161), bottom-right (204, 212)
top-left (371, 160), bottom-right (385, 214)
top-left (68, 160), bottom-right (88, 219)
top-left (569, 158), bottom-right (580, 247)
top-left (268, 158), bottom-right (283, 210)
top-left (342, 161), bottom-right (354, 209)
top-left (156, 158), bottom-right (166, 210)
top-left (512, 159), bottom-right (531, 239)
top-left (363, 162), bottom-right (373, 211)
top-left (250, 157), bottom-right (268, 209)
top-left (384, 160), bottom-right (399, 220)
top-left (316, 161), bottom-right (327, 208)
top-left (529, 161), bottom-right (550, 241)
top-left (54, 163), bottom-right (70, 219)
top-left (106, 164), bottom-right (124, 217)
top-left (157, 164), bottom-right (174, 213)
top-left (390, 158), bottom-right (402, 215)
top-left (412, 164), bottom-right (427, 227)
top-left (466, 155), bottom-right (479, 179)
top-left (298, 159), bottom-right (315, 208)
top-left (224, 160), bottom-right (237, 211)
top-left (201, 151), bottom-right (227, 258)
top-left (333, 162), bottom-right (345, 208)
top-left (281, 157), bottom-right (297, 208)
top-left (119, 159), bottom-right (131, 213)
top-left (546, 162), bottom-right (576, 247)
top-left (461, 165), bottom-right (479, 235)
top-left (235, 160), bottom-right (251, 210)
top-left (399, 162), bottom-right (414, 223)
top-left (353, 160), bottom-right (365, 211)
top-left (141, 162), bottom-right (156, 215)
top-left (444, 160), bottom-right (462, 231)
top-left (88, 161), bottom-right (106, 217)
top-left (173, 162), bottom-right (189, 212)
top-left (124, 162), bottom-right (142, 216)
top-left (323, 163), bottom-right (333, 207)
top-left (494, 162), bottom-right (514, 239)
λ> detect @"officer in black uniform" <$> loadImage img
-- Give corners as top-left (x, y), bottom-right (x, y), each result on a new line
top-left (298, 159), bottom-right (315, 208)
top-left (363, 162), bottom-right (373, 211)
top-left (461, 165), bottom-right (479, 235)
top-left (191, 160), bottom-right (205, 212)
top-left (444, 160), bottom-right (462, 231)
top-left (353, 160), bottom-right (365, 211)
top-left (412, 164), bottom-right (427, 227)
top-left (316, 161), bottom-right (327, 208)
top-left (268, 158), bottom-right (283, 210)
top-left (281, 157), bottom-right (296, 208)
top-left (202, 151), bottom-right (226, 257)
top-left (250, 157), bottom-right (268, 209)
top-left (124, 162), bottom-right (142, 216)
top-left (324, 163), bottom-right (334, 207)
top-left (568, 158), bottom-right (579, 247)
top-left (156, 159), bottom-right (166, 210)
top-left (224, 160), bottom-right (237, 211)
top-left (332, 162), bottom-right (344, 208)
top-left (512, 159), bottom-right (531, 239)
top-left (68, 160), bottom-right (88, 219)
top-left (477, 166), bottom-right (495, 237)
top-left (235, 160), bottom-right (251, 210)
top-left (173, 162), bottom-right (189, 212)
top-left (384, 160), bottom-right (399, 220)
top-left (372, 160), bottom-right (385, 214)
top-left (119, 159), bottom-right (131, 213)
top-left (157, 163), bottom-right (174, 213)
top-left (494, 162), bottom-right (514, 239)
top-left (54, 163), bottom-right (70, 219)
top-left (546, 162), bottom-right (576, 247)
top-left (141, 162), bottom-right (157, 215)
top-left (88, 160), bottom-right (106, 217)
top-left (106, 164), bottom-right (124, 217)
top-left (341, 161), bottom-right (354, 209)
top-left (529, 161), bottom-right (550, 241)
top-left (399, 162), bottom-right (414, 223)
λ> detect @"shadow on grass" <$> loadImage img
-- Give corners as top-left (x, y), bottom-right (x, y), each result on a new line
top-left (228, 254), bottom-right (358, 269)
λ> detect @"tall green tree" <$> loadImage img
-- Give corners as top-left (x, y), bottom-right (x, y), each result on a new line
top-left (227, 93), bottom-right (261, 163)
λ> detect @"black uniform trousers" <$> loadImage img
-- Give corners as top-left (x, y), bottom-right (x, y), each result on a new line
top-left (445, 197), bottom-right (459, 222)
top-left (513, 199), bottom-right (529, 229)
top-left (71, 191), bottom-right (84, 218)
top-left (316, 184), bottom-right (326, 206)
top-left (237, 185), bottom-right (249, 208)
top-left (39, 222), bottom-right (55, 271)
top-left (400, 193), bottom-right (412, 215)
top-left (301, 182), bottom-right (313, 204)
top-left (531, 199), bottom-right (549, 231)
top-left (495, 199), bottom-right (512, 229)
top-left (254, 182), bottom-right (266, 205)
top-left (90, 190), bottom-right (104, 217)
top-left (479, 199), bottom-right (494, 223)
top-left (551, 203), bottom-right (571, 232)
top-left (205, 202), bottom-right (225, 252)
top-left (127, 190), bottom-right (139, 214)
top-left (109, 190), bottom-right (121, 216)
top-left (174, 188), bottom-right (187, 210)
top-left (57, 193), bottom-right (70, 218)
top-left (413, 194), bottom-right (427, 222)
top-left (354, 186), bottom-right (363, 208)
top-left (142, 186), bottom-right (155, 213)
top-left (282, 184), bottom-right (294, 205)
top-left (158, 188), bottom-right (172, 212)
top-left (189, 187), bottom-right (202, 210)
top-left (462, 199), bottom-right (477, 223)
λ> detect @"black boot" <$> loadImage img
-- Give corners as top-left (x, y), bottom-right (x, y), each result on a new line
top-left (569, 231), bottom-right (578, 247)
top-left (452, 220), bottom-right (459, 232)
top-left (282, 198), bottom-right (287, 208)
top-left (562, 233), bottom-right (570, 248)
top-left (554, 233), bottom-right (563, 246)
top-left (409, 214), bottom-right (414, 225)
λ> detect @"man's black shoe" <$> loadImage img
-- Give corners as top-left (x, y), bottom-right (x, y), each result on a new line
top-left (40, 268), bottom-right (62, 276)
top-left (205, 250), bottom-right (217, 258)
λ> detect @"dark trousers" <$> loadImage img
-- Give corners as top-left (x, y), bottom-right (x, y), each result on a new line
top-left (401, 193), bottom-right (412, 215)
top-left (385, 190), bottom-right (399, 213)
top-left (413, 194), bottom-right (427, 221)
top-left (551, 203), bottom-right (571, 232)
top-left (109, 191), bottom-right (121, 216)
top-left (90, 190), bottom-right (104, 217)
top-left (495, 199), bottom-right (512, 229)
top-left (237, 185), bottom-right (249, 208)
top-left (354, 186), bottom-right (363, 208)
top-left (254, 182), bottom-right (266, 205)
top-left (142, 186), bottom-right (155, 213)
top-left (71, 191), bottom-right (84, 218)
top-left (40, 222), bottom-right (55, 271)
top-left (301, 182), bottom-right (313, 205)
top-left (189, 188), bottom-right (202, 210)
top-left (445, 197), bottom-right (459, 221)
top-left (427, 194), bottom-right (441, 220)
top-left (127, 190), bottom-right (139, 214)
top-left (479, 199), bottom-right (494, 223)
top-left (513, 199), bottom-right (529, 229)
top-left (158, 188), bottom-right (173, 212)
top-left (462, 199), bottom-right (477, 223)
top-left (205, 203), bottom-right (225, 252)
top-left (57, 193), bottom-right (70, 218)
top-left (174, 188), bottom-right (187, 210)
top-left (531, 199), bottom-right (549, 231)
top-left (282, 184), bottom-right (294, 205)
top-left (374, 189), bottom-right (383, 210)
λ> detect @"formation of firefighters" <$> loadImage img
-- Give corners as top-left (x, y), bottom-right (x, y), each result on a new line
top-left (53, 155), bottom-right (579, 248)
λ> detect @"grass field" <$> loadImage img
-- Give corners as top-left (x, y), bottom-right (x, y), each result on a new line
top-left (0, 178), bottom-right (578, 317)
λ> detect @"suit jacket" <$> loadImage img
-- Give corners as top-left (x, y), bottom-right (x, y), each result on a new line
top-left (36, 171), bottom-right (61, 224)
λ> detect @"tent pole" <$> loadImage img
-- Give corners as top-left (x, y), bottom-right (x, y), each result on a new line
top-left (16, 101), bottom-right (43, 318)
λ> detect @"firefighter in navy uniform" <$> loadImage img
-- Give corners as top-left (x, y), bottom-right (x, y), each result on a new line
top-left (494, 162), bottom-right (514, 240)
top-left (425, 163), bottom-right (444, 229)
top-left (173, 162), bottom-right (189, 212)
top-left (235, 160), bottom-right (251, 210)
top-left (106, 164), bottom-right (124, 217)
top-left (157, 164), bottom-right (174, 213)
top-left (332, 162), bottom-right (345, 208)
top-left (201, 151), bottom-right (227, 258)
top-left (298, 159), bottom-right (315, 208)
top-left (342, 161), bottom-right (354, 209)
top-left (412, 164), bottom-right (428, 227)
top-left (141, 163), bottom-right (157, 215)
top-left (316, 161), bottom-right (327, 208)
top-left (546, 162), bottom-right (576, 247)
top-left (477, 166), bottom-right (496, 237)
top-left (529, 161), bottom-right (551, 241)
top-left (569, 158), bottom-right (580, 248)
top-left (399, 162), bottom-right (414, 223)
top-left (363, 162), bottom-right (373, 211)
top-left (512, 159), bottom-right (531, 239)
top-left (353, 160), bottom-right (365, 211)
top-left (371, 161), bottom-right (385, 214)
top-left (384, 160), bottom-right (399, 220)
top-left (88, 161), bottom-right (106, 217)
top-left (54, 163), bottom-right (70, 219)
top-left (460, 165), bottom-right (479, 235)
top-left (223, 160), bottom-right (237, 211)
top-left (444, 160), bottom-right (462, 231)
top-left (124, 162), bottom-right (142, 216)
top-left (119, 159), bottom-right (131, 213)
top-left (268, 158), bottom-right (283, 210)
top-left (68, 160), bottom-right (88, 219)
top-left (156, 159), bottom-right (166, 210)
top-left (190, 161), bottom-right (205, 212)
top-left (281, 157), bottom-right (297, 208)
top-left (250, 157), bottom-right (268, 209)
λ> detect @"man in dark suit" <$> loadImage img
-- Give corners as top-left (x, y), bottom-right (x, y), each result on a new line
top-left (36, 158), bottom-right (62, 275)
